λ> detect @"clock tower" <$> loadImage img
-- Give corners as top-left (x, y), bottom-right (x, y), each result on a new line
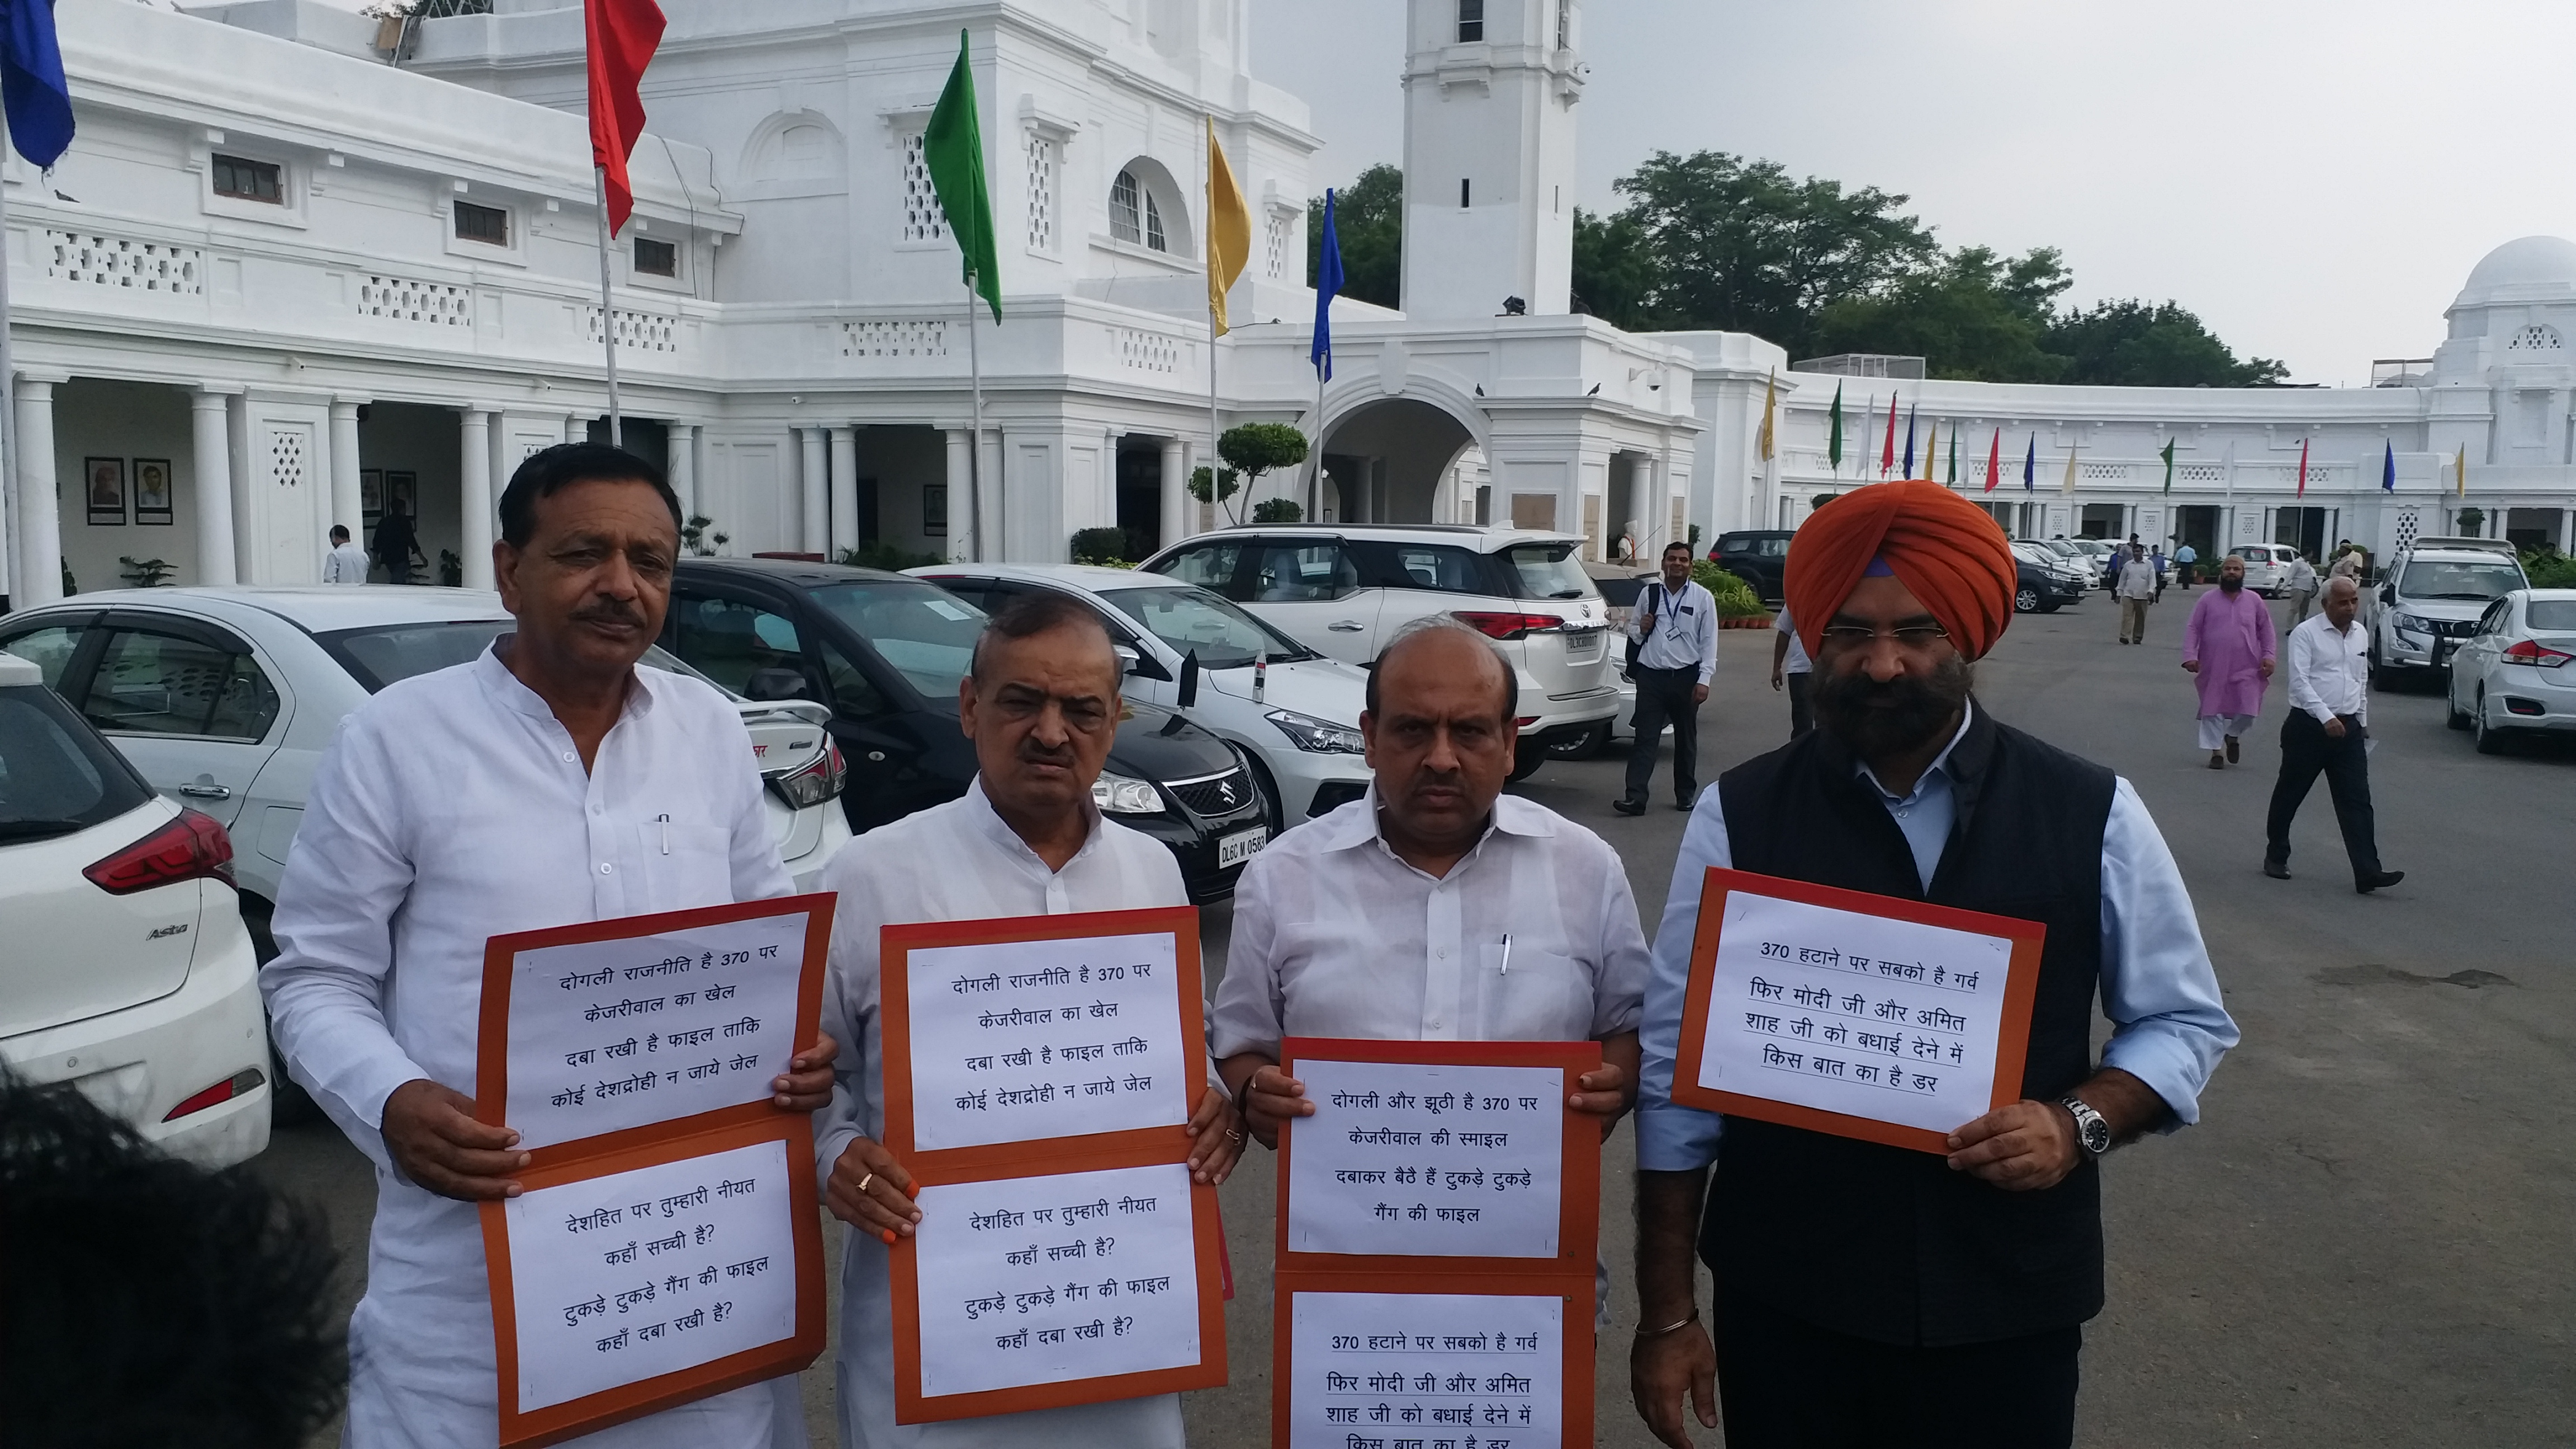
top-left (1400, 0), bottom-right (1585, 319)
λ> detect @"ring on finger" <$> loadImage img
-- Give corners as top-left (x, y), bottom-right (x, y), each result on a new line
top-left (1224, 1129), bottom-right (1243, 1144)
top-left (858, 1172), bottom-right (875, 1194)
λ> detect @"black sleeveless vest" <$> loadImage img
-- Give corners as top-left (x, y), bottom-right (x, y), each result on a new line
top-left (1703, 702), bottom-right (2115, 1347)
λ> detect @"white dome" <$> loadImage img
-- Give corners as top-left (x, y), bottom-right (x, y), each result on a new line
top-left (2454, 235), bottom-right (2576, 310)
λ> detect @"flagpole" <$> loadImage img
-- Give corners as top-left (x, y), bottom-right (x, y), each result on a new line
top-left (593, 164), bottom-right (622, 449)
top-left (0, 122), bottom-right (17, 604)
top-left (965, 274), bottom-right (986, 562)
top-left (1311, 363), bottom-right (1325, 522)
top-left (1208, 301), bottom-right (1223, 525)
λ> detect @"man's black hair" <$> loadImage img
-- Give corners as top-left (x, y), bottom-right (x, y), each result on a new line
top-left (1662, 540), bottom-right (1693, 558)
top-left (1364, 615), bottom-right (1518, 720)
top-left (329, 525), bottom-right (349, 543)
top-left (497, 442), bottom-right (683, 549)
top-left (0, 1076), bottom-right (344, 1447)
top-left (968, 589), bottom-right (1116, 681)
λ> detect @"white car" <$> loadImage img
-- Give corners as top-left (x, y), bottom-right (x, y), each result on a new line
top-left (1140, 524), bottom-right (1621, 779)
top-left (2369, 538), bottom-right (2530, 681)
top-left (0, 648), bottom-right (271, 1167)
top-left (0, 588), bottom-right (854, 954)
top-left (2224, 543), bottom-right (2298, 597)
top-left (2445, 588), bottom-right (2576, 754)
top-left (909, 563), bottom-right (1376, 825)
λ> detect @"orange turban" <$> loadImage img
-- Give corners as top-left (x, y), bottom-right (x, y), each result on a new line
top-left (1784, 480), bottom-right (2018, 660)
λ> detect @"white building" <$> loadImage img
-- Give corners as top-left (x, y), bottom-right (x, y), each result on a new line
top-left (0, 0), bottom-right (2564, 609)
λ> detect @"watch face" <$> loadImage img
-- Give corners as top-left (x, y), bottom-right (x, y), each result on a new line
top-left (2081, 1117), bottom-right (2111, 1153)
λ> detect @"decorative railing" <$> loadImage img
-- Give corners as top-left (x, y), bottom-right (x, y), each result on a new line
top-left (841, 319), bottom-right (946, 359)
top-left (358, 274), bottom-right (471, 327)
top-left (586, 305), bottom-right (678, 353)
top-left (43, 230), bottom-right (203, 296)
top-left (1117, 327), bottom-right (1182, 374)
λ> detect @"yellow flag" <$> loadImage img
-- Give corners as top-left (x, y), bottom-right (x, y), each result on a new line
top-left (2061, 439), bottom-right (2080, 495)
top-left (1757, 370), bottom-right (1778, 462)
top-left (1204, 117), bottom-right (1251, 337)
top-left (1921, 419), bottom-right (1936, 481)
top-left (2455, 443), bottom-right (2467, 496)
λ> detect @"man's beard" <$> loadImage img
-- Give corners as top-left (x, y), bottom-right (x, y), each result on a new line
top-left (2219, 575), bottom-right (2243, 594)
top-left (1812, 655), bottom-right (1974, 759)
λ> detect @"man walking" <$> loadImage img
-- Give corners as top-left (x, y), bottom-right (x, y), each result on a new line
top-left (372, 501), bottom-right (420, 586)
top-left (811, 591), bottom-right (1243, 1449)
top-left (2174, 541), bottom-right (2198, 589)
top-left (263, 444), bottom-right (839, 1448)
top-left (1618, 542), bottom-right (1719, 814)
top-left (322, 524), bottom-right (370, 585)
top-left (2114, 542), bottom-right (2157, 645)
top-left (1630, 480), bottom-right (2237, 1449)
top-left (2284, 550), bottom-right (2321, 624)
top-left (2267, 576), bottom-right (2402, 893)
top-left (1769, 603), bottom-right (1813, 738)
top-left (2182, 555), bottom-right (2277, 768)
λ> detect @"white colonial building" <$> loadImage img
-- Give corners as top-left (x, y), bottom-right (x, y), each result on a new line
top-left (0, 0), bottom-right (2565, 608)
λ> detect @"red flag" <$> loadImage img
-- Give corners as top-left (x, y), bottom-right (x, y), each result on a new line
top-left (2296, 437), bottom-right (2309, 497)
top-left (1985, 427), bottom-right (2001, 494)
top-left (586, 0), bottom-right (666, 238)
top-left (1880, 395), bottom-right (1898, 477)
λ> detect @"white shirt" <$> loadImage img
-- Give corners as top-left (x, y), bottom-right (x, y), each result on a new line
top-left (2286, 558), bottom-right (2319, 593)
top-left (262, 646), bottom-right (797, 1449)
top-left (812, 782), bottom-right (1192, 1449)
top-left (324, 539), bottom-right (371, 584)
top-left (1211, 790), bottom-right (1650, 1055)
top-left (1628, 577), bottom-right (1720, 682)
top-left (2115, 558), bottom-right (2158, 600)
top-left (2286, 613), bottom-right (2370, 724)
top-left (1774, 605), bottom-right (1811, 675)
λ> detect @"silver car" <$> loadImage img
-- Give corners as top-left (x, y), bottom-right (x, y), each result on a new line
top-left (2445, 588), bottom-right (2576, 754)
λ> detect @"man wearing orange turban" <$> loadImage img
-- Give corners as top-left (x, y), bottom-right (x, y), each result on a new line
top-left (1632, 480), bottom-right (2237, 1448)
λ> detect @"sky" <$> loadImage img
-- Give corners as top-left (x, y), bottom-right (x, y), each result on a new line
top-left (1247, 0), bottom-right (2576, 386)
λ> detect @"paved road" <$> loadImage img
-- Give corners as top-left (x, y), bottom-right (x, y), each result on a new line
top-left (262, 587), bottom-right (2573, 1447)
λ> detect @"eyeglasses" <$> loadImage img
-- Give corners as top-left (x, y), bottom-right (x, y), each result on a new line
top-left (1817, 624), bottom-right (1952, 649)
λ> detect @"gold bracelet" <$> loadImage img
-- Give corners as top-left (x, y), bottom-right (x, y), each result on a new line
top-left (1637, 1309), bottom-right (1699, 1339)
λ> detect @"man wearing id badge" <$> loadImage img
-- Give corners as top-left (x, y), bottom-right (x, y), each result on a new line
top-left (1629, 480), bottom-right (2238, 1449)
top-left (1617, 542), bottom-right (1720, 815)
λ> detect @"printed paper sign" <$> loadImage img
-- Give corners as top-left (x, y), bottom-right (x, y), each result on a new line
top-left (1286, 1059), bottom-right (1566, 1259)
top-left (1286, 1290), bottom-right (1565, 1449)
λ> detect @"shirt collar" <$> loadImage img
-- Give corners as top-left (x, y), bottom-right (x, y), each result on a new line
top-left (1311, 781), bottom-right (1558, 856)
top-left (1853, 698), bottom-right (1976, 807)
top-left (476, 637), bottom-right (661, 724)
top-left (962, 776), bottom-right (1106, 874)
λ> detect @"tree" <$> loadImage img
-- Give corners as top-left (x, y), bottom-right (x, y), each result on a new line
top-left (1216, 422), bottom-right (1309, 525)
top-left (1814, 246), bottom-right (2071, 382)
top-left (1571, 206), bottom-right (1654, 329)
top-left (1308, 163), bottom-right (1403, 310)
top-left (2044, 300), bottom-right (2289, 387)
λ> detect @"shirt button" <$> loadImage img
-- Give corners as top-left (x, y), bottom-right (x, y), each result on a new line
top-left (599, 863), bottom-right (614, 875)
top-left (591, 804), bottom-right (604, 816)
top-left (1436, 948), bottom-right (1448, 959)
top-left (1427, 1019), bottom-right (1443, 1030)
top-left (561, 751), bottom-right (576, 763)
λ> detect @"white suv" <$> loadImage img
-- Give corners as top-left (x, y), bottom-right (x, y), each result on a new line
top-left (2369, 538), bottom-right (2530, 681)
top-left (2225, 543), bottom-right (2297, 597)
top-left (1140, 525), bottom-right (1620, 779)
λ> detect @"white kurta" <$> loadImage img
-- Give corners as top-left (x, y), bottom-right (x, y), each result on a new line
top-left (813, 782), bottom-right (1192, 1449)
top-left (262, 647), bottom-right (801, 1449)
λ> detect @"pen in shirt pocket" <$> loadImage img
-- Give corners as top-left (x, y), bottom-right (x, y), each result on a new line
top-left (1499, 933), bottom-right (1513, 978)
top-left (657, 813), bottom-right (671, 855)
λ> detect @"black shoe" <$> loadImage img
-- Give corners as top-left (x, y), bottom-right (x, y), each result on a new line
top-left (1674, 799), bottom-right (1696, 812)
top-left (2225, 736), bottom-right (2241, 764)
top-left (1612, 798), bottom-right (1647, 816)
top-left (2263, 860), bottom-right (2291, 880)
top-left (2357, 870), bottom-right (2405, 893)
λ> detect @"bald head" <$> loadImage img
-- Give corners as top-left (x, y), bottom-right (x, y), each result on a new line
top-left (1367, 619), bottom-right (1516, 721)
top-left (2322, 574), bottom-right (2361, 629)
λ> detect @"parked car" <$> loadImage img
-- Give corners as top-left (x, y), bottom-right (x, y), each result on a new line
top-left (2222, 543), bottom-right (2297, 596)
top-left (2369, 537), bottom-right (2530, 681)
top-left (2035, 537), bottom-right (2100, 588)
top-left (1140, 524), bottom-right (1620, 779)
top-left (0, 648), bottom-right (271, 1167)
top-left (665, 558), bottom-right (1268, 901)
top-left (907, 564), bottom-right (1374, 826)
top-left (2011, 543), bottom-right (2088, 613)
top-left (2063, 538), bottom-right (2121, 587)
top-left (2445, 588), bottom-right (2576, 752)
top-left (1707, 529), bottom-right (1794, 604)
top-left (1575, 574), bottom-right (1649, 756)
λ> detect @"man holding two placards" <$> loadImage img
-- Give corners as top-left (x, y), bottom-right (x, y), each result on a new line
top-left (1631, 481), bottom-right (2239, 1449)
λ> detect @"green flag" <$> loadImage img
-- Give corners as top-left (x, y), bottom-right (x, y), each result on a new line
top-left (925, 29), bottom-right (999, 321)
top-left (2160, 437), bottom-right (2175, 495)
top-left (1827, 381), bottom-right (1844, 474)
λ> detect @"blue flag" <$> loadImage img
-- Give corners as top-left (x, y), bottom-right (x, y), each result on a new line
top-left (1311, 187), bottom-right (1343, 381)
top-left (0, 0), bottom-right (72, 169)
top-left (2381, 439), bottom-right (2396, 492)
top-left (1901, 401), bottom-right (1916, 477)
top-left (2022, 433), bottom-right (2035, 492)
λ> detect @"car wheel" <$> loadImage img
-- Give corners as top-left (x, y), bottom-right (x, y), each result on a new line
top-left (2446, 679), bottom-right (2471, 730)
top-left (1545, 719), bottom-right (1611, 760)
top-left (1508, 740), bottom-right (1546, 782)
top-left (1237, 750), bottom-right (1285, 835)
top-left (242, 903), bottom-right (323, 1128)
top-left (2473, 691), bottom-right (2508, 755)
top-left (2014, 584), bottom-right (2041, 614)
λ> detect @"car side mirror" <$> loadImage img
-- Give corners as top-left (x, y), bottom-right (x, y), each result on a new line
top-left (1112, 644), bottom-right (1140, 675)
top-left (2379, 584), bottom-right (2395, 606)
top-left (743, 667), bottom-right (809, 702)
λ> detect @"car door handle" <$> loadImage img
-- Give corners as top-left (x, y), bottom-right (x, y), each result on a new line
top-left (177, 783), bottom-right (231, 799)
top-left (1328, 621), bottom-right (1366, 632)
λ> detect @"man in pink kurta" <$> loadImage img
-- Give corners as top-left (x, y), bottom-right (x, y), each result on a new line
top-left (2181, 555), bottom-right (2279, 768)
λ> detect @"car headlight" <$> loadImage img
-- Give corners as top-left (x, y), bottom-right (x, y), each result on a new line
top-left (1266, 707), bottom-right (1366, 754)
top-left (2392, 613), bottom-right (2432, 637)
top-left (1091, 771), bottom-right (1164, 815)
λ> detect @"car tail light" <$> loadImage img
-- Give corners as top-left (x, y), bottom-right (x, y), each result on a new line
top-left (84, 808), bottom-right (236, 896)
top-left (2503, 639), bottom-right (2573, 669)
top-left (1452, 611), bottom-right (1564, 641)
top-left (769, 737), bottom-right (847, 809)
top-left (162, 1066), bottom-right (266, 1122)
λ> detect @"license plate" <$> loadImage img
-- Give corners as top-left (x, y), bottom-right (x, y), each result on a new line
top-left (1219, 827), bottom-right (1268, 868)
top-left (1563, 629), bottom-right (1603, 660)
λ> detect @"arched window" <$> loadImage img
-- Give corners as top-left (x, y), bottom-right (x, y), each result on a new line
top-left (1111, 168), bottom-right (1168, 252)
top-left (2508, 323), bottom-right (2564, 352)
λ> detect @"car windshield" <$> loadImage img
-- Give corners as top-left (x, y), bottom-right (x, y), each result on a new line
top-left (317, 620), bottom-right (721, 695)
top-left (1500, 543), bottom-right (1598, 600)
top-left (0, 685), bottom-right (153, 843)
top-left (1104, 584), bottom-right (1316, 669)
top-left (2526, 600), bottom-right (2576, 631)
top-left (2400, 560), bottom-right (2525, 600)
top-left (806, 580), bottom-right (983, 700)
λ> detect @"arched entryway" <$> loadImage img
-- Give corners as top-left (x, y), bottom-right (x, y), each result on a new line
top-left (1310, 397), bottom-right (1478, 524)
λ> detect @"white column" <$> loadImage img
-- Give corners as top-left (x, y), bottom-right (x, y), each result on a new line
top-left (944, 428), bottom-right (972, 561)
top-left (798, 426), bottom-right (828, 555)
top-left (190, 389), bottom-right (238, 586)
top-left (1159, 437), bottom-right (1186, 549)
top-left (561, 414), bottom-right (583, 446)
top-left (829, 424), bottom-right (859, 556)
top-left (667, 423), bottom-right (697, 521)
top-left (328, 397), bottom-right (366, 547)
top-left (14, 377), bottom-right (63, 605)
top-left (460, 407), bottom-right (495, 591)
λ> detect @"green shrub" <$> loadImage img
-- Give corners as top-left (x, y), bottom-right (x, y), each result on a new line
top-left (837, 542), bottom-right (945, 572)
top-left (1069, 527), bottom-right (1132, 566)
top-left (2522, 547), bottom-right (2576, 589)
top-left (1251, 498), bottom-right (1304, 523)
top-left (117, 556), bottom-right (174, 588)
top-left (1690, 560), bottom-right (1768, 618)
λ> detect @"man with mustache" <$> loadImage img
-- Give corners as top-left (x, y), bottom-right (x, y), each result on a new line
top-left (1628, 480), bottom-right (2238, 1449)
top-left (810, 589), bottom-right (1243, 1449)
top-left (263, 443), bottom-right (839, 1448)
top-left (2182, 554), bottom-right (2278, 769)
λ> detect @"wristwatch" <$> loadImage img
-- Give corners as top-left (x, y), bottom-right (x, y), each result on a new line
top-left (2058, 1095), bottom-right (2111, 1157)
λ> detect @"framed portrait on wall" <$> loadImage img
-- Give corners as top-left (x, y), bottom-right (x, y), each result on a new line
top-left (386, 470), bottom-right (417, 517)
top-left (134, 459), bottom-right (174, 524)
top-left (362, 468), bottom-right (385, 524)
top-left (84, 457), bottom-right (126, 525)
